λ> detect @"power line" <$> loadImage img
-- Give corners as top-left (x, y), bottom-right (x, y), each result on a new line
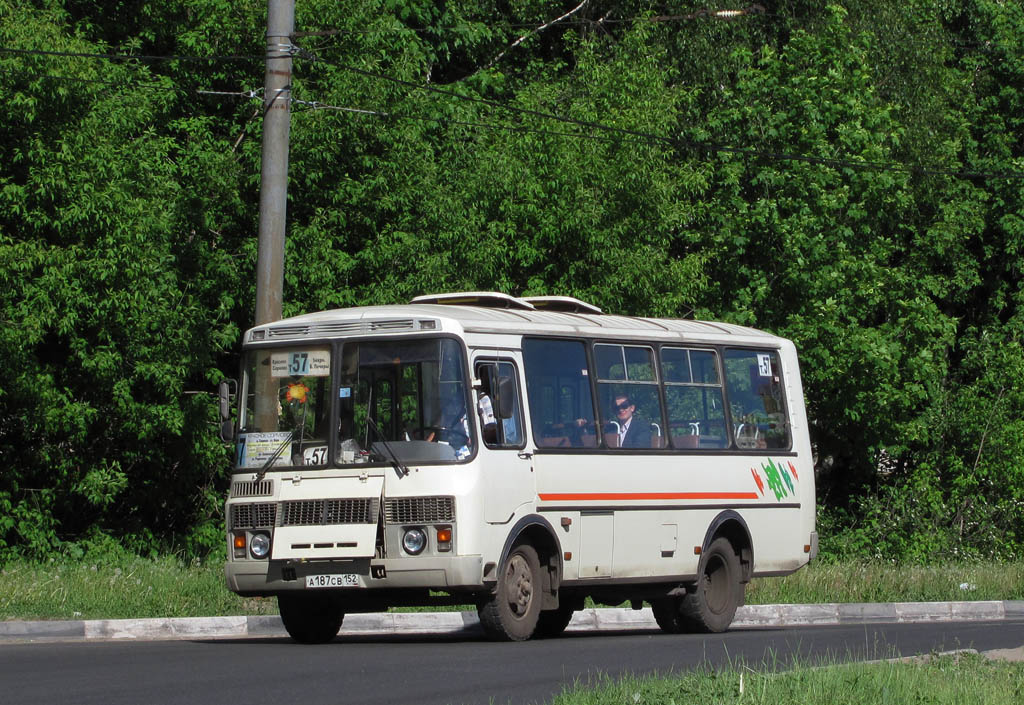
top-left (0, 65), bottom-right (170, 91)
top-left (291, 50), bottom-right (1024, 180)
top-left (0, 65), bottom-right (262, 102)
top-left (0, 45), bottom-right (262, 64)
top-left (290, 96), bottom-right (632, 145)
top-left (291, 6), bottom-right (774, 37)
top-left (2, 45), bottom-right (1019, 180)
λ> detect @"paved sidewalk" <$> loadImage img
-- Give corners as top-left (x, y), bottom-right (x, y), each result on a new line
top-left (3, 600), bottom-right (1023, 642)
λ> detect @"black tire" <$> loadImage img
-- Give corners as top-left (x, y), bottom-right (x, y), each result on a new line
top-left (534, 603), bottom-right (575, 639)
top-left (278, 593), bottom-right (345, 644)
top-left (478, 543), bottom-right (542, 641)
top-left (650, 597), bottom-right (684, 634)
top-left (678, 537), bottom-right (742, 633)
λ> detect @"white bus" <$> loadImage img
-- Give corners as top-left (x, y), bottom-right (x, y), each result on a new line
top-left (221, 292), bottom-right (817, 642)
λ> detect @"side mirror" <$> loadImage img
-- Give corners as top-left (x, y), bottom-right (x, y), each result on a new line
top-left (496, 376), bottom-right (515, 419)
top-left (218, 381), bottom-right (231, 420)
top-left (218, 380), bottom-right (236, 442)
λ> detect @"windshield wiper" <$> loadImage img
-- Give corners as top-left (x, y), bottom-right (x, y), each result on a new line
top-left (365, 415), bottom-right (409, 478)
top-left (254, 431), bottom-right (293, 483)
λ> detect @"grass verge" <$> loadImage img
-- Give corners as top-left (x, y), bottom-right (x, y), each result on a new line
top-left (1, 557), bottom-right (1022, 621)
top-left (745, 559), bottom-right (1024, 604)
top-left (0, 554), bottom-right (276, 621)
top-left (552, 654), bottom-right (1024, 705)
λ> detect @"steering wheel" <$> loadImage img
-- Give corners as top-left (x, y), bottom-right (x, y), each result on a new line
top-left (414, 425), bottom-right (448, 441)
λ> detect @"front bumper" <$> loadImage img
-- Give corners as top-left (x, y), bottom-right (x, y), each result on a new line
top-left (226, 554), bottom-right (483, 596)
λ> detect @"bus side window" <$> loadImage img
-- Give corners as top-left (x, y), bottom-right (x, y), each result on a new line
top-left (475, 360), bottom-right (525, 449)
top-left (522, 339), bottom-right (598, 448)
top-left (594, 343), bottom-right (664, 450)
top-left (661, 347), bottom-right (727, 450)
top-left (723, 349), bottom-right (791, 450)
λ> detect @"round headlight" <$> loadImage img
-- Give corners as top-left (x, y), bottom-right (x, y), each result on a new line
top-left (402, 528), bottom-right (427, 555)
top-left (250, 532), bottom-right (271, 559)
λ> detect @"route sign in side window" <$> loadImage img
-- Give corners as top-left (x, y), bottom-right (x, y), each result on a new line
top-left (723, 348), bottom-right (791, 450)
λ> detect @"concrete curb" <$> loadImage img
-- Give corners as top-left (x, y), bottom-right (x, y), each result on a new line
top-left (3, 601), bottom-right (1022, 642)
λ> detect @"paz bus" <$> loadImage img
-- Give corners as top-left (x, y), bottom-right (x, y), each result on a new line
top-left (220, 292), bottom-right (817, 642)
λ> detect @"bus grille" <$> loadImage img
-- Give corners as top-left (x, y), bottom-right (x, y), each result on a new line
top-left (230, 502), bottom-right (277, 529)
top-left (384, 496), bottom-right (455, 524)
top-left (231, 479), bottom-right (273, 497)
top-left (279, 498), bottom-right (378, 526)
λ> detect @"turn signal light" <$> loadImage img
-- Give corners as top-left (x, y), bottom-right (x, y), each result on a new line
top-left (436, 525), bottom-right (452, 552)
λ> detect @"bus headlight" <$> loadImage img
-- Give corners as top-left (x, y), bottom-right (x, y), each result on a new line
top-left (402, 528), bottom-right (427, 555)
top-left (250, 532), bottom-right (271, 559)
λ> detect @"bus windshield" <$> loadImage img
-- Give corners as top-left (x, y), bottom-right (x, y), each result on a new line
top-left (236, 347), bottom-right (334, 470)
top-left (338, 338), bottom-right (472, 464)
top-left (236, 338), bottom-right (472, 470)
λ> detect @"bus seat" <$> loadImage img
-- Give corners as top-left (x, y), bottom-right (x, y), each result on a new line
top-left (650, 422), bottom-right (664, 448)
top-left (674, 434), bottom-right (699, 449)
top-left (541, 436), bottom-right (570, 448)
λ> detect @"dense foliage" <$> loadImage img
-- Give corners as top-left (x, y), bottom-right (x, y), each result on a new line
top-left (1, 0), bottom-right (1021, 562)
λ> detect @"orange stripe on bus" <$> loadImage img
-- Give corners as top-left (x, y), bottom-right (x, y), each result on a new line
top-left (537, 492), bottom-right (761, 502)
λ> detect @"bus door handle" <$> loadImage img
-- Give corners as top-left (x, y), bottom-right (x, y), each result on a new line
top-left (518, 450), bottom-right (533, 460)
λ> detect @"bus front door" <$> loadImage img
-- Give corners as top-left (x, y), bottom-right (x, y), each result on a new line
top-left (473, 356), bottom-right (534, 523)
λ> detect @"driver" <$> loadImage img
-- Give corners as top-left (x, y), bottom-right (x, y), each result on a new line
top-left (426, 392), bottom-right (472, 459)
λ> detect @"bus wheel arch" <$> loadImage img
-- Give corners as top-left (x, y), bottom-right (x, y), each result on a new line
top-left (478, 515), bottom-right (563, 641)
top-left (678, 536), bottom-right (743, 633)
top-left (700, 510), bottom-right (753, 585)
top-left (681, 511), bottom-right (753, 633)
top-left (497, 515), bottom-right (563, 608)
top-left (653, 511), bottom-right (752, 635)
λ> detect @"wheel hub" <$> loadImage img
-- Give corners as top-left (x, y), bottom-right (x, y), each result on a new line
top-left (505, 554), bottom-right (534, 616)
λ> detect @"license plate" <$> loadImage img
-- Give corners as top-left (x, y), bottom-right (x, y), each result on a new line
top-left (306, 573), bottom-right (360, 589)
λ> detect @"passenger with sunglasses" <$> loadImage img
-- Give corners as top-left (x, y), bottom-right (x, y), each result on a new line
top-left (606, 394), bottom-right (651, 448)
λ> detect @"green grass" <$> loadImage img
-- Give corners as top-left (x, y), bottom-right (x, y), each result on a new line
top-left (745, 560), bottom-right (1024, 604)
top-left (552, 654), bottom-right (1024, 705)
top-left (1, 556), bottom-right (1022, 621)
top-left (0, 554), bottom-right (277, 621)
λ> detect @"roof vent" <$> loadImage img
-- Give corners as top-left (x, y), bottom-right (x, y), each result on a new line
top-left (409, 292), bottom-right (536, 311)
top-left (521, 296), bottom-right (604, 314)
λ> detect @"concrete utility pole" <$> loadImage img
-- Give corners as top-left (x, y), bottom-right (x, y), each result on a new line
top-left (254, 0), bottom-right (295, 326)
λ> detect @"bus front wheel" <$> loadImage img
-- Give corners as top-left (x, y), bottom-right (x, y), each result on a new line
top-left (534, 603), bottom-right (575, 638)
top-left (679, 537), bottom-right (742, 633)
top-left (478, 542), bottom-right (542, 641)
top-left (278, 593), bottom-right (345, 644)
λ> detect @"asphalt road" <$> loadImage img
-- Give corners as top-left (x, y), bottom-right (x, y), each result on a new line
top-left (4, 620), bottom-right (1024, 705)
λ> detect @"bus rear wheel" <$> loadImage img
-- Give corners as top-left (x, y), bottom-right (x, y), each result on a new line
top-left (678, 537), bottom-right (742, 633)
top-left (278, 593), bottom-right (345, 644)
top-left (651, 597), bottom-right (685, 633)
top-left (478, 543), bottom-right (542, 641)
